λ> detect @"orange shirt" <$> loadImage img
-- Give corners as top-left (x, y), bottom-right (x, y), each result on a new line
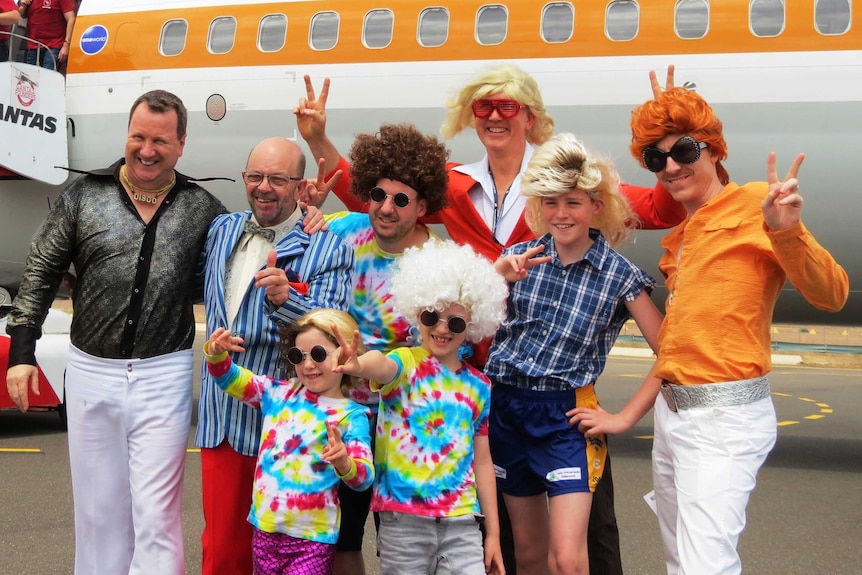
top-left (655, 182), bottom-right (848, 385)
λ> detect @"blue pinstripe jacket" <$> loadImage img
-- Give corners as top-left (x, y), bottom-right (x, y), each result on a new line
top-left (194, 210), bottom-right (354, 456)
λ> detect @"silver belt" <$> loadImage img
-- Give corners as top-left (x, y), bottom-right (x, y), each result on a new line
top-left (659, 376), bottom-right (770, 412)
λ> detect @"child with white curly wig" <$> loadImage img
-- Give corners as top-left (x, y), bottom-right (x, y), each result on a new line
top-left (333, 238), bottom-right (508, 575)
top-left (486, 133), bottom-right (665, 575)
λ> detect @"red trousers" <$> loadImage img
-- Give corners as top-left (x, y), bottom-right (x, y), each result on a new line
top-left (201, 441), bottom-right (257, 575)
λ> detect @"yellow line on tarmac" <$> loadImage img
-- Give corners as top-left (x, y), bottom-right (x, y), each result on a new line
top-left (778, 421), bottom-right (799, 426)
top-left (0, 448), bottom-right (42, 453)
top-left (187, 448), bottom-right (201, 453)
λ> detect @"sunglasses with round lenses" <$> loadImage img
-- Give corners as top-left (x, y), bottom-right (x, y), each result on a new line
top-left (419, 310), bottom-right (468, 334)
top-left (286, 345), bottom-right (337, 366)
top-left (642, 136), bottom-right (708, 173)
top-left (242, 172), bottom-right (302, 189)
top-left (369, 186), bottom-right (414, 208)
top-left (471, 98), bottom-right (526, 119)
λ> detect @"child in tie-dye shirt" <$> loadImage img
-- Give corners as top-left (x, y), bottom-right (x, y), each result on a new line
top-left (334, 239), bottom-right (509, 575)
top-left (204, 309), bottom-right (374, 575)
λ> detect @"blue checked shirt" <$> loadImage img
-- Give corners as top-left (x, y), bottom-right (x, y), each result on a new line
top-left (195, 211), bottom-right (354, 456)
top-left (485, 230), bottom-right (655, 391)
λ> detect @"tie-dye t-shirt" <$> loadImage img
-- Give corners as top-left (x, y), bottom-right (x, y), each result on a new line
top-left (206, 351), bottom-right (374, 544)
top-left (369, 346), bottom-right (491, 518)
top-left (326, 212), bottom-right (437, 405)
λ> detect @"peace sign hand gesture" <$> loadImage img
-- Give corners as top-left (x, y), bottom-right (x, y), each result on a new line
top-left (763, 152), bottom-right (805, 231)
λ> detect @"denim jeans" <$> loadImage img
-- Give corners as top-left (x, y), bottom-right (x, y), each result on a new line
top-left (25, 47), bottom-right (60, 70)
top-left (377, 511), bottom-right (485, 575)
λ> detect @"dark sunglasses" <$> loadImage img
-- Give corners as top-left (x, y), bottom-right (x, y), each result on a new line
top-left (419, 310), bottom-right (468, 334)
top-left (471, 98), bottom-right (526, 119)
top-left (286, 345), bottom-right (337, 366)
top-left (369, 186), bottom-right (414, 208)
top-left (642, 136), bottom-right (708, 173)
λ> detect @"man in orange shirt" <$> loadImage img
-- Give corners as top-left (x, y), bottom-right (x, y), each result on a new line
top-left (573, 78), bottom-right (848, 575)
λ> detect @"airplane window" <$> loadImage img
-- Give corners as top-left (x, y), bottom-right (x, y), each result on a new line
top-left (310, 11), bottom-right (340, 50)
top-left (259, 14), bottom-right (287, 52)
top-left (418, 7), bottom-right (449, 47)
top-left (815, 0), bottom-right (851, 35)
top-left (364, 9), bottom-right (394, 49)
top-left (750, 0), bottom-right (785, 37)
top-left (606, 0), bottom-right (639, 41)
top-left (208, 17), bottom-right (237, 54)
top-left (541, 2), bottom-right (574, 43)
top-left (675, 0), bottom-right (709, 39)
top-left (160, 20), bottom-right (187, 57)
top-left (476, 4), bottom-right (508, 46)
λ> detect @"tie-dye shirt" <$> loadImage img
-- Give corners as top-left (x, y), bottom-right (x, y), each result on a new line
top-left (326, 212), bottom-right (437, 405)
top-left (369, 346), bottom-right (491, 518)
top-left (206, 350), bottom-right (374, 544)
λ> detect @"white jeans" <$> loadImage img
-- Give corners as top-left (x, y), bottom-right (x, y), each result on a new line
top-left (66, 345), bottom-right (193, 575)
top-left (652, 394), bottom-right (777, 575)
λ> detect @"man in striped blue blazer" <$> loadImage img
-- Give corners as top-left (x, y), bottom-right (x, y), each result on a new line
top-left (195, 137), bottom-right (354, 575)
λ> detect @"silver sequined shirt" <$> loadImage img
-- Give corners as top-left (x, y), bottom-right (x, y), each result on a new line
top-left (6, 160), bottom-right (227, 363)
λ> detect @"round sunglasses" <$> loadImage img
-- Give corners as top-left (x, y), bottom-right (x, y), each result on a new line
top-left (419, 310), bottom-right (468, 334)
top-left (370, 186), bottom-right (415, 208)
top-left (642, 136), bottom-right (708, 173)
top-left (286, 345), bottom-right (338, 366)
top-left (471, 98), bottom-right (526, 119)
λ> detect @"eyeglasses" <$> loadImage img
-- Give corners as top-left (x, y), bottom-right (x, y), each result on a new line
top-left (642, 136), bottom-right (708, 173)
top-left (471, 99), bottom-right (526, 119)
top-left (242, 172), bottom-right (302, 190)
top-left (419, 310), bottom-right (468, 334)
top-left (286, 345), bottom-right (338, 366)
top-left (369, 186), bottom-right (415, 208)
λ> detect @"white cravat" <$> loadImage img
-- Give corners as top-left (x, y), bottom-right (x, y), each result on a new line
top-left (224, 207), bottom-right (302, 326)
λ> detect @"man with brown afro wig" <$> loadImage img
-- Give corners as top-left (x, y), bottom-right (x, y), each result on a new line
top-left (320, 122), bottom-right (450, 575)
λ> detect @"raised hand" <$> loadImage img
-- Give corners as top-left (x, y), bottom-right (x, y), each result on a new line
top-left (206, 327), bottom-right (246, 355)
top-left (255, 250), bottom-right (290, 306)
top-left (294, 75), bottom-right (330, 143)
top-left (763, 152), bottom-right (805, 231)
top-left (649, 64), bottom-right (675, 99)
top-left (297, 157), bottom-right (343, 209)
top-left (322, 420), bottom-right (351, 475)
top-left (331, 324), bottom-right (362, 376)
top-left (494, 245), bottom-right (551, 282)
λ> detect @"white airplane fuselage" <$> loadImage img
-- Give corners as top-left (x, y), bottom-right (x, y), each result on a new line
top-left (0, 0), bottom-right (859, 325)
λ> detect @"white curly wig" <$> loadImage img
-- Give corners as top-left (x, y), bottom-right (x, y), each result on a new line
top-left (390, 239), bottom-right (508, 343)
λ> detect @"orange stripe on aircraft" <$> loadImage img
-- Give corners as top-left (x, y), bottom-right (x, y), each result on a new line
top-left (68, 1), bottom-right (862, 74)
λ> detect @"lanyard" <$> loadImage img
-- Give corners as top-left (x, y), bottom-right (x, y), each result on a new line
top-left (489, 169), bottom-right (511, 244)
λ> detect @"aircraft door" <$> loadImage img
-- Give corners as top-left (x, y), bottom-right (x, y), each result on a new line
top-left (0, 61), bottom-right (68, 184)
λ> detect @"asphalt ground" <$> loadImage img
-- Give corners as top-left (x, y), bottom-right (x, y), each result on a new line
top-left (1, 335), bottom-right (860, 575)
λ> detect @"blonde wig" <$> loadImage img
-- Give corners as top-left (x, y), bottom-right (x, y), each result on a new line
top-left (440, 64), bottom-right (554, 145)
top-left (279, 308), bottom-right (366, 397)
top-left (390, 239), bottom-right (508, 343)
top-left (521, 133), bottom-right (635, 249)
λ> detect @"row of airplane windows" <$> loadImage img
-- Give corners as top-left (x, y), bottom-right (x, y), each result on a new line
top-left (156, 0), bottom-right (852, 57)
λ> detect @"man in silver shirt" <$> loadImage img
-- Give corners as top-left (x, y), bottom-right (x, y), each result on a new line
top-left (5, 90), bottom-right (227, 575)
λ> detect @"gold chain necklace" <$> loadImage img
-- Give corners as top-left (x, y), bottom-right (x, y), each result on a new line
top-left (121, 165), bottom-right (176, 204)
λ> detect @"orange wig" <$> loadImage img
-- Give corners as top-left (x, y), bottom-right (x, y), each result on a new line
top-left (630, 87), bottom-right (730, 185)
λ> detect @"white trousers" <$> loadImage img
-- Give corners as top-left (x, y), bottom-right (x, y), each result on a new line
top-left (652, 394), bottom-right (777, 575)
top-left (66, 345), bottom-right (193, 575)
